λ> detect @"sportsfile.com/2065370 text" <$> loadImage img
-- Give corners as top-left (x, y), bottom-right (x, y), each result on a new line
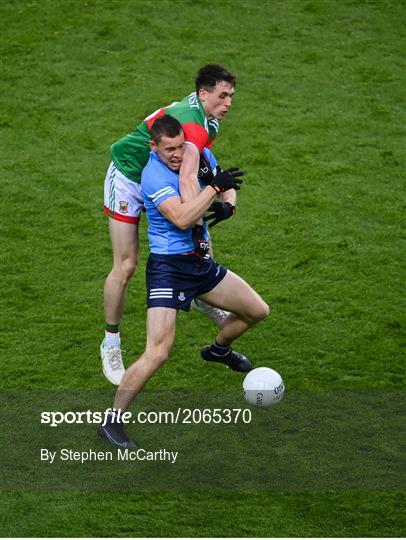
top-left (40, 408), bottom-right (252, 427)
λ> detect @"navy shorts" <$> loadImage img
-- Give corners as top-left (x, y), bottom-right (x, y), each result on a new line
top-left (146, 253), bottom-right (228, 311)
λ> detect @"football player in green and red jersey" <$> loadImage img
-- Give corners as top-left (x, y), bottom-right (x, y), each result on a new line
top-left (101, 64), bottom-right (238, 385)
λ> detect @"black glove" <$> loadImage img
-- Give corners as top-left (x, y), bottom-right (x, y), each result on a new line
top-left (210, 167), bottom-right (244, 193)
top-left (197, 154), bottom-right (215, 186)
top-left (205, 201), bottom-right (236, 228)
top-left (191, 225), bottom-right (209, 256)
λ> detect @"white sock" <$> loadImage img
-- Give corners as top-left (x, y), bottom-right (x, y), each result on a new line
top-left (104, 331), bottom-right (121, 348)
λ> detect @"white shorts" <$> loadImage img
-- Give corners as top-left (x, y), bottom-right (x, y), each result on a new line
top-left (103, 162), bottom-right (144, 224)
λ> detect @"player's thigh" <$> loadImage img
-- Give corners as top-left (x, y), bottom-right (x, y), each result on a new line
top-left (145, 307), bottom-right (177, 360)
top-left (198, 270), bottom-right (268, 319)
top-left (104, 162), bottom-right (144, 264)
top-left (109, 218), bottom-right (139, 265)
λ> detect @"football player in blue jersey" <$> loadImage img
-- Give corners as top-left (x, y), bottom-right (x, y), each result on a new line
top-left (99, 115), bottom-right (269, 448)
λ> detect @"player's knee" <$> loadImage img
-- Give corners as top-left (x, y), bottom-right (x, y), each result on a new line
top-left (116, 258), bottom-right (138, 283)
top-left (249, 299), bottom-right (270, 324)
top-left (146, 345), bottom-right (170, 368)
top-left (156, 351), bottom-right (169, 367)
top-left (261, 301), bottom-right (270, 319)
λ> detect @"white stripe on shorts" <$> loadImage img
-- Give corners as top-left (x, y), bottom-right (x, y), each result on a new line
top-left (108, 165), bottom-right (116, 211)
top-left (150, 288), bottom-right (173, 291)
top-left (149, 287), bottom-right (173, 299)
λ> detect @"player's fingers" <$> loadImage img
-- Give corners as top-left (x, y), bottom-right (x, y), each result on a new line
top-left (231, 170), bottom-right (244, 178)
top-left (208, 218), bottom-right (220, 228)
top-left (208, 201), bottom-right (222, 211)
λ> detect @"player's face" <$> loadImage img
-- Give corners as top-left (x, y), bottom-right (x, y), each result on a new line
top-left (199, 81), bottom-right (235, 119)
top-left (151, 133), bottom-right (185, 171)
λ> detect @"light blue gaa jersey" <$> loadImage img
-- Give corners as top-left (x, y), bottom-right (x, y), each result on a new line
top-left (141, 149), bottom-right (217, 255)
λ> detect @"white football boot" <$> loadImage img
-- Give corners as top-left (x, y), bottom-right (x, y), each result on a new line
top-left (100, 340), bottom-right (125, 385)
top-left (192, 299), bottom-right (229, 328)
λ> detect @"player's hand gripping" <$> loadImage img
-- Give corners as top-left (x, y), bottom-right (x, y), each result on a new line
top-left (210, 167), bottom-right (244, 193)
top-left (205, 201), bottom-right (236, 228)
top-left (191, 225), bottom-right (210, 257)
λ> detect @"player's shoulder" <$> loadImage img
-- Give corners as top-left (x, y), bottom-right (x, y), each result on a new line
top-left (141, 153), bottom-right (179, 206)
top-left (142, 151), bottom-right (163, 174)
top-left (142, 153), bottom-right (176, 188)
top-left (166, 92), bottom-right (203, 121)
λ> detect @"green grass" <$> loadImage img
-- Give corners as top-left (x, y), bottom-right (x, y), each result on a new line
top-left (1, 492), bottom-right (404, 537)
top-left (1, 0), bottom-right (405, 536)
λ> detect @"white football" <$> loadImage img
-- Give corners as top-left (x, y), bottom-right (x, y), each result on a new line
top-left (243, 367), bottom-right (285, 408)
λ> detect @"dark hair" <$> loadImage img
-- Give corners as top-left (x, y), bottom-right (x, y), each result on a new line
top-left (195, 64), bottom-right (237, 93)
top-left (150, 114), bottom-right (183, 143)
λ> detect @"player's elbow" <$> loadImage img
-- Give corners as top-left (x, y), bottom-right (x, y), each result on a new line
top-left (163, 206), bottom-right (195, 230)
top-left (176, 216), bottom-right (193, 230)
top-left (162, 208), bottom-right (189, 230)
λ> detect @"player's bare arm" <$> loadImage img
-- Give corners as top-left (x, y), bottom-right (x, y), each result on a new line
top-left (157, 189), bottom-right (218, 230)
top-left (178, 143), bottom-right (204, 226)
top-left (220, 188), bottom-right (237, 207)
top-left (158, 169), bottom-right (243, 230)
top-left (178, 143), bottom-right (201, 202)
top-left (149, 119), bottom-right (243, 231)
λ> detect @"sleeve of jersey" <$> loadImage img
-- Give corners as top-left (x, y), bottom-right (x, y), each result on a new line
top-left (202, 148), bottom-right (218, 172)
top-left (182, 122), bottom-right (209, 154)
top-left (143, 165), bottom-right (179, 208)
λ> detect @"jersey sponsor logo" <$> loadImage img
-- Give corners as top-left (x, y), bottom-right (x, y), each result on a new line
top-left (188, 92), bottom-right (200, 109)
top-left (198, 163), bottom-right (210, 177)
top-left (119, 201), bottom-right (129, 214)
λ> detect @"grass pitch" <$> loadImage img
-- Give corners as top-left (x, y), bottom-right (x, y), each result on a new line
top-left (1, 0), bottom-right (405, 537)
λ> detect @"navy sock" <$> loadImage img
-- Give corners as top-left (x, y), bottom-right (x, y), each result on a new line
top-left (210, 340), bottom-right (231, 357)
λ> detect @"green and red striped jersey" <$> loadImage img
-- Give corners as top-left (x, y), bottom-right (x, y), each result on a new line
top-left (110, 92), bottom-right (219, 183)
